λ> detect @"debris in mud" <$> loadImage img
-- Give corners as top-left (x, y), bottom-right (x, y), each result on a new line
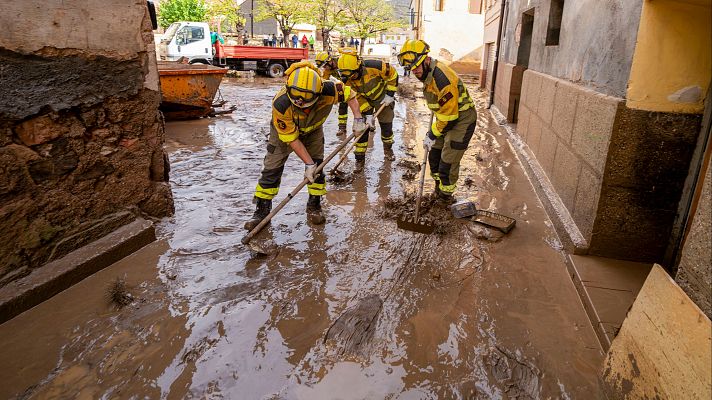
top-left (397, 159), bottom-right (421, 172)
top-left (486, 346), bottom-right (541, 400)
top-left (327, 172), bottom-right (354, 184)
top-left (379, 194), bottom-right (453, 236)
top-left (466, 223), bottom-right (504, 242)
top-left (324, 294), bottom-right (383, 355)
top-left (107, 277), bottom-right (134, 309)
top-left (464, 177), bottom-right (476, 188)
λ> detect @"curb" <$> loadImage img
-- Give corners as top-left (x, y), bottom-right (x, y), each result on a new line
top-left (0, 218), bottom-right (156, 325)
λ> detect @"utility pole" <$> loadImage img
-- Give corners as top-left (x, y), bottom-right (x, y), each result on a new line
top-left (250, 0), bottom-right (254, 38)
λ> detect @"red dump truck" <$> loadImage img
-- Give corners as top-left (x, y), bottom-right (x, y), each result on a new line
top-left (158, 22), bottom-right (308, 77)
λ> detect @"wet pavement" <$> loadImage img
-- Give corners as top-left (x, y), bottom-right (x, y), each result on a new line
top-left (0, 77), bottom-right (605, 399)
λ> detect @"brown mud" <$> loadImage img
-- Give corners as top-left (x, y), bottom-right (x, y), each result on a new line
top-left (0, 76), bottom-right (605, 399)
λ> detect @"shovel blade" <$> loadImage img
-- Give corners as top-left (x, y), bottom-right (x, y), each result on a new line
top-left (397, 216), bottom-right (434, 234)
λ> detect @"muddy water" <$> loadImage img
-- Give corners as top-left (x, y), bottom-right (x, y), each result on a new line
top-left (0, 77), bottom-right (605, 399)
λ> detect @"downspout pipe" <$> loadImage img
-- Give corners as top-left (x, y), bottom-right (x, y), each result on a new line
top-left (488, 0), bottom-right (508, 109)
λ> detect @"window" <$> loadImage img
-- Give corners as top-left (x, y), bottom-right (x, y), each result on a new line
top-left (434, 0), bottom-right (444, 12)
top-left (176, 26), bottom-right (205, 45)
top-left (468, 0), bottom-right (483, 14)
top-left (546, 0), bottom-right (565, 46)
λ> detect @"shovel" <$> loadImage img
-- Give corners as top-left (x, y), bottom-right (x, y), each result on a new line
top-left (329, 103), bottom-right (387, 178)
top-left (397, 149), bottom-right (435, 234)
top-left (242, 129), bottom-right (360, 254)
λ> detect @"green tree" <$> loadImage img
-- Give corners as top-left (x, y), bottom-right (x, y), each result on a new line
top-left (158, 0), bottom-right (208, 29)
top-left (207, 0), bottom-right (246, 34)
top-left (342, 0), bottom-right (402, 54)
top-left (308, 0), bottom-right (349, 51)
top-left (255, 0), bottom-right (312, 45)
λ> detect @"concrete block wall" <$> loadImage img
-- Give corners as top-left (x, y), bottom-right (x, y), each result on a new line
top-left (518, 69), bottom-right (619, 241)
top-left (494, 63), bottom-right (525, 123)
top-left (0, 1), bottom-right (174, 284)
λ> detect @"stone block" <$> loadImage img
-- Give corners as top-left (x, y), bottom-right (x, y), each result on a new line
top-left (527, 114), bottom-right (543, 155)
top-left (537, 125), bottom-right (558, 177)
top-left (525, 71), bottom-right (543, 111)
top-left (552, 143), bottom-right (581, 211)
top-left (14, 115), bottom-right (65, 146)
top-left (552, 80), bottom-right (580, 143)
top-left (571, 91), bottom-right (620, 175)
top-left (517, 104), bottom-right (531, 140)
top-left (573, 166), bottom-right (602, 240)
top-left (537, 75), bottom-right (556, 125)
top-left (520, 72), bottom-right (531, 109)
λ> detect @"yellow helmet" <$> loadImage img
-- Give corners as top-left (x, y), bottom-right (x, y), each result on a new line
top-left (284, 62), bottom-right (323, 108)
top-left (315, 52), bottom-right (331, 68)
top-left (337, 53), bottom-right (361, 81)
top-left (398, 39), bottom-right (430, 70)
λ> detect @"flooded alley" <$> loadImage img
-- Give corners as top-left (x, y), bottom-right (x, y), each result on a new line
top-left (0, 77), bottom-right (606, 399)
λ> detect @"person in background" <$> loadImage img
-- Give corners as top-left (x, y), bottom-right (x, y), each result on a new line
top-left (278, 33), bottom-right (284, 47)
top-left (301, 34), bottom-right (308, 48)
top-left (271, 33), bottom-right (277, 47)
top-left (292, 34), bottom-right (298, 48)
top-left (308, 35), bottom-right (315, 51)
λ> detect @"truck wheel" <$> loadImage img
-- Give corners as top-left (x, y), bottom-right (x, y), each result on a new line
top-left (267, 63), bottom-right (285, 78)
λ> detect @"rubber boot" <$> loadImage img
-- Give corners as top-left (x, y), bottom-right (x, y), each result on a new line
top-left (306, 195), bottom-right (326, 225)
top-left (244, 197), bottom-right (272, 231)
top-left (337, 124), bottom-right (347, 136)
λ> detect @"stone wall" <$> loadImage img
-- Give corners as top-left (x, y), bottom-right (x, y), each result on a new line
top-left (676, 165), bottom-right (712, 319)
top-left (0, 1), bottom-right (174, 285)
top-left (499, 0), bottom-right (643, 98)
top-left (517, 69), bottom-right (701, 262)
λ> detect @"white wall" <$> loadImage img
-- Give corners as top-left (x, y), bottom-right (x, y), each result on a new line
top-left (421, 0), bottom-right (484, 63)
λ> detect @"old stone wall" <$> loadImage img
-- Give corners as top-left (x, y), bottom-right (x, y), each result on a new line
top-left (517, 69), bottom-right (701, 262)
top-left (0, 1), bottom-right (173, 284)
top-left (676, 165), bottom-right (712, 319)
top-left (500, 0), bottom-right (643, 98)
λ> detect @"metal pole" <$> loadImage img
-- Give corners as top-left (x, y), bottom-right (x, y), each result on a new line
top-left (250, 0), bottom-right (254, 38)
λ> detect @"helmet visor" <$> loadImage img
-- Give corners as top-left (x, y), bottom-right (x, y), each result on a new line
top-left (287, 86), bottom-right (318, 108)
top-left (398, 51), bottom-right (424, 70)
top-left (339, 69), bottom-right (357, 81)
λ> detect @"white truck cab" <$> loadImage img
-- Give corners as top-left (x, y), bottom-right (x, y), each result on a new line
top-left (159, 22), bottom-right (213, 64)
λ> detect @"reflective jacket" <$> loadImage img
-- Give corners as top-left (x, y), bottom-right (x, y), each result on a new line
top-left (347, 59), bottom-right (398, 112)
top-left (272, 81), bottom-right (354, 143)
top-left (423, 59), bottom-right (475, 137)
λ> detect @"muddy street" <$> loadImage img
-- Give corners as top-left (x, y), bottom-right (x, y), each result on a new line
top-left (0, 77), bottom-right (605, 399)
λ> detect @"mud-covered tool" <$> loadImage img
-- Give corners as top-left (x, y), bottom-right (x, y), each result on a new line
top-left (329, 103), bottom-right (387, 177)
top-left (397, 149), bottom-right (435, 234)
top-left (242, 129), bottom-right (361, 253)
top-left (450, 200), bottom-right (477, 218)
top-left (472, 210), bottom-right (516, 234)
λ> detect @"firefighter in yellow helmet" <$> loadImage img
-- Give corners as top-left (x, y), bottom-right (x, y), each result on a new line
top-left (398, 39), bottom-right (476, 202)
top-left (315, 51), bottom-right (349, 135)
top-left (337, 52), bottom-right (399, 161)
top-left (244, 62), bottom-right (367, 230)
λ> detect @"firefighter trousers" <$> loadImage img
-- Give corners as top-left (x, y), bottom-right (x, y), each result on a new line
top-left (254, 124), bottom-right (326, 200)
top-left (354, 100), bottom-right (394, 156)
top-left (428, 107), bottom-right (477, 196)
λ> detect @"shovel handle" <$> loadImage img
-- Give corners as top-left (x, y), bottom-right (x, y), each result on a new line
top-left (241, 129), bottom-right (359, 245)
top-left (414, 113), bottom-right (435, 221)
top-left (328, 102), bottom-right (388, 174)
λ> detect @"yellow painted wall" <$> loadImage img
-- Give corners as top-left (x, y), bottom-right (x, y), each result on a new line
top-left (626, 0), bottom-right (712, 113)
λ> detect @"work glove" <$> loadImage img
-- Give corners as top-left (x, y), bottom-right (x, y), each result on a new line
top-left (423, 130), bottom-right (436, 152)
top-left (304, 163), bottom-right (317, 183)
top-left (365, 115), bottom-right (375, 130)
top-left (353, 117), bottom-right (368, 135)
top-left (381, 94), bottom-right (395, 107)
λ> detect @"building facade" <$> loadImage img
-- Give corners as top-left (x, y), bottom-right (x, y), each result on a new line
top-left (410, 0), bottom-right (486, 74)
top-left (492, 0), bottom-right (711, 315)
top-left (480, 0), bottom-right (501, 92)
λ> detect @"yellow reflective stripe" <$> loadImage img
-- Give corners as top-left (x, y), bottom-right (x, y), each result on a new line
top-left (365, 81), bottom-right (385, 98)
top-left (459, 103), bottom-right (474, 111)
top-left (458, 92), bottom-right (469, 102)
top-left (301, 116), bottom-right (328, 133)
top-left (359, 102), bottom-right (371, 112)
top-left (307, 182), bottom-right (327, 196)
top-left (435, 112), bottom-right (458, 122)
top-left (255, 184), bottom-right (279, 199)
top-left (431, 120), bottom-right (442, 137)
top-left (427, 103), bottom-right (439, 110)
top-left (279, 131), bottom-right (299, 143)
top-left (343, 85), bottom-right (353, 101)
top-left (386, 85), bottom-right (397, 92)
top-left (439, 182), bottom-right (456, 194)
top-left (338, 114), bottom-right (348, 122)
top-left (354, 142), bottom-right (368, 153)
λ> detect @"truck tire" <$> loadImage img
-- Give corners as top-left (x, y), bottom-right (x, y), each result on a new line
top-left (267, 63), bottom-right (285, 78)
